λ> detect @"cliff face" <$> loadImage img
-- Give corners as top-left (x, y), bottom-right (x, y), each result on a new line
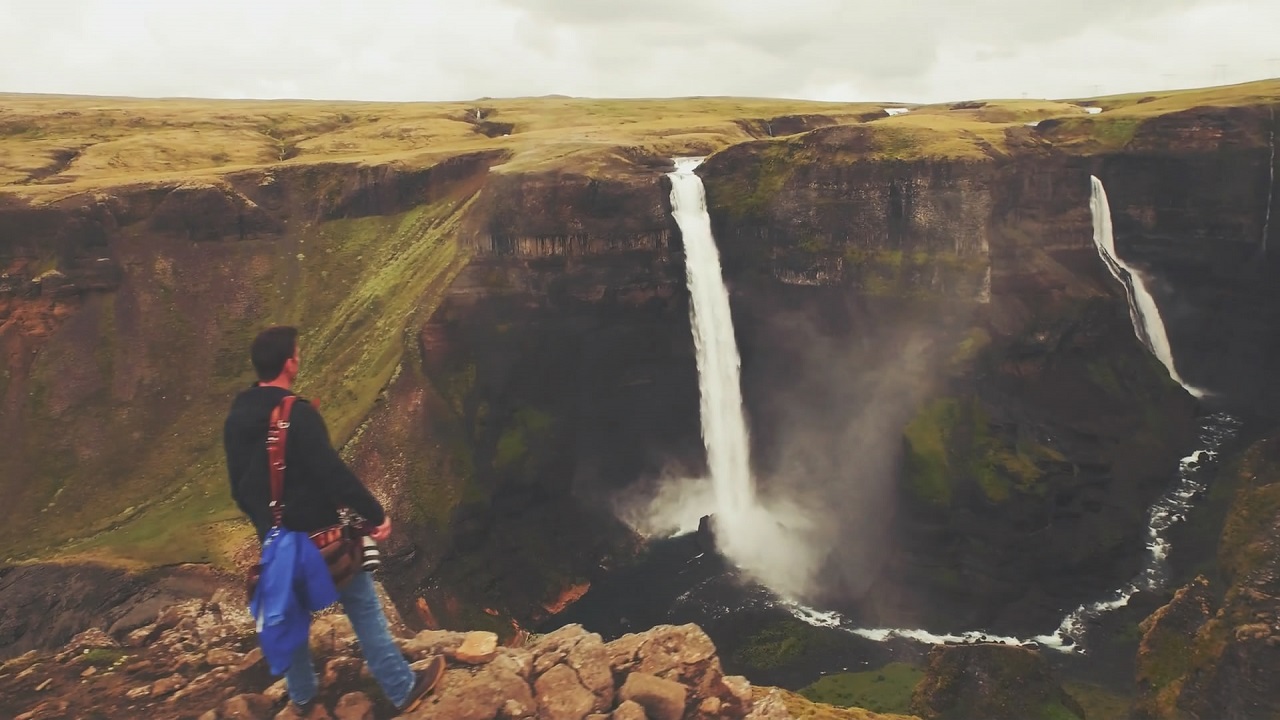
top-left (1, 89), bottom-right (1278, 658)
top-left (1085, 106), bottom-right (1280, 417)
top-left (693, 129), bottom-right (1206, 631)
top-left (1132, 429), bottom-right (1280, 720)
top-left (355, 164), bottom-right (695, 628)
top-left (0, 152), bottom-right (500, 566)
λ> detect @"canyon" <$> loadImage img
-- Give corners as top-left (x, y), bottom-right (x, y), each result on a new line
top-left (1, 81), bottom-right (1279, 718)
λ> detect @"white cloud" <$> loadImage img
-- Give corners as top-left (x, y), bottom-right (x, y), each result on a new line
top-left (0, 0), bottom-right (1275, 102)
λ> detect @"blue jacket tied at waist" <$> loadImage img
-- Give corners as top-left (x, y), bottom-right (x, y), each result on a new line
top-left (250, 527), bottom-right (339, 675)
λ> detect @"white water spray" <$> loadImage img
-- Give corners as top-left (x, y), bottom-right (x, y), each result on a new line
top-left (1090, 176), bottom-right (1205, 398)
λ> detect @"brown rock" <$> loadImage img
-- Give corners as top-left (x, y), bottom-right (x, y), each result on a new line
top-left (456, 631), bottom-right (500, 664)
top-left (611, 701), bottom-right (647, 720)
top-left (264, 678), bottom-right (288, 703)
top-left (494, 647), bottom-right (535, 681)
top-left (275, 703), bottom-right (335, 720)
top-left (126, 685), bottom-right (152, 699)
top-left (172, 666), bottom-right (234, 702)
top-left (404, 663), bottom-right (535, 720)
top-left (401, 629), bottom-right (468, 661)
top-left (198, 710), bottom-right (219, 720)
top-left (64, 627), bottom-right (120, 655)
top-left (744, 688), bottom-right (792, 719)
top-left (207, 648), bottom-right (244, 666)
top-left (534, 663), bottom-right (595, 720)
top-left (311, 615), bottom-right (358, 656)
top-left (626, 623), bottom-right (726, 709)
top-left (323, 656), bottom-right (364, 687)
top-left (124, 659), bottom-right (154, 675)
top-left (619, 672), bottom-right (688, 720)
top-left (126, 625), bottom-right (158, 647)
top-left (720, 675), bottom-right (753, 716)
top-left (334, 691), bottom-right (375, 720)
top-left (221, 693), bottom-right (275, 719)
top-left (633, 624), bottom-right (717, 679)
top-left (532, 624), bottom-right (589, 674)
top-left (699, 696), bottom-right (722, 714)
top-left (15, 700), bottom-right (69, 720)
top-left (530, 625), bottom-right (613, 712)
top-left (603, 634), bottom-right (645, 674)
top-left (152, 672), bottom-right (187, 697)
top-left (502, 698), bottom-right (537, 719)
top-left (564, 632), bottom-right (614, 711)
top-left (239, 647), bottom-right (265, 672)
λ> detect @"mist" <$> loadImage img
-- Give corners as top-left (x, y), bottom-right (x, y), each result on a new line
top-left (614, 292), bottom-right (972, 607)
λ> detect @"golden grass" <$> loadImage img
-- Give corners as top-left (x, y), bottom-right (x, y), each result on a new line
top-left (4, 78), bottom-right (1275, 198)
top-left (1070, 78), bottom-right (1280, 117)
top-left (0, 94), bottom-right (889, 195)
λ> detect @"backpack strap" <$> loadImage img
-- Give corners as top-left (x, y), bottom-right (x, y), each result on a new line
top-left (265, 395), bottom-right (298, 528)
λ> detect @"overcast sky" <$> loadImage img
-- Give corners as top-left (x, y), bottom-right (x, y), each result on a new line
top-left (1, 0), bottom-right (1277, 104)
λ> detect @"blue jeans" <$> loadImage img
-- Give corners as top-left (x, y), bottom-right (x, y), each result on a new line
top-left (284, 570), bottom-right (414, 707)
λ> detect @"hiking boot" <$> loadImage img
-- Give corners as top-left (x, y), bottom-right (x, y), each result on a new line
top-left (399, 655), bottom-right (446, 712)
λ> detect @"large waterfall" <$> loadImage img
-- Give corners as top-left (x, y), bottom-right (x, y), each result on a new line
top-left (632, 157), bottom-right (819, 599)
top-left (668, 157), bottom-right (755, 517)
top-left (1089, 176), bottom-right (1205, 398)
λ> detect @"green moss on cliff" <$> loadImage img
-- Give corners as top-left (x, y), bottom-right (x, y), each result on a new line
top-left (1043, 115), bottom-right (1145, 151)
top-left (1218, 438), bottom-right (1280, 585)
top-left (844, 248), bottom-right (987, 301)
top-left (19, 191), bottom-right (477, 567)
top-left (800, 664), bottom-right (924, 714)
top-left (903, 398), bottom-right (959, 507)
top-left (495, 407), bottom-right (554, 473)
top-left (902, 395), bottom-right (1046, 507)
top-left (703, 140), bottom-right (794, 221)
top-left (295, 197), bottom-right (475, 442)
top-left (765, 687), bottom-right (920, 720)
top-left (1062, 682), bottom-right (1131, 720)
top-left (732, 618), bottom-right (826, 672)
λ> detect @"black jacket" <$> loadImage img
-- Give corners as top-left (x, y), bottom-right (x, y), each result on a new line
top-left (223, 384), bottom-right (385, 540)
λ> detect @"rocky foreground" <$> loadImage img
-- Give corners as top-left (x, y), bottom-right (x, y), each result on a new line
top-left (0, 580), bottom-right (1103, 720)
top-left (0, 591), bottom-right (854, 720)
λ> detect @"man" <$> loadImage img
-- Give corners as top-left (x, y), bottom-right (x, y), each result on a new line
top-left (223, 325), bottom-right (443, 714)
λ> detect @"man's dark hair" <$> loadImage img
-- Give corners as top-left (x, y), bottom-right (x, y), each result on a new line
top-left (251, 325), bottom-right (299, 381)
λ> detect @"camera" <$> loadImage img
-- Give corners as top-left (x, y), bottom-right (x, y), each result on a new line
top-left (359, 534), bottom-right (381, 572)
top-left (342, 509), bottom-right (382, 573)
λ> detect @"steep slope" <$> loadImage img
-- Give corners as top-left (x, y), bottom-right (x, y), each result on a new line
top-left (1132, 427), bottom-right (1280, 719)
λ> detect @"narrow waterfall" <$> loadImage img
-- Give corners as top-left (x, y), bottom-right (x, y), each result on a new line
top-left (1089, 176), bottom-right (1205, 398)
top-left (667, 157), bottom-right (755, 517)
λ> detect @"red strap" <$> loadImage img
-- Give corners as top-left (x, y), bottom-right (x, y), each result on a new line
top-left (266, 395), bottom-right (298, 527)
